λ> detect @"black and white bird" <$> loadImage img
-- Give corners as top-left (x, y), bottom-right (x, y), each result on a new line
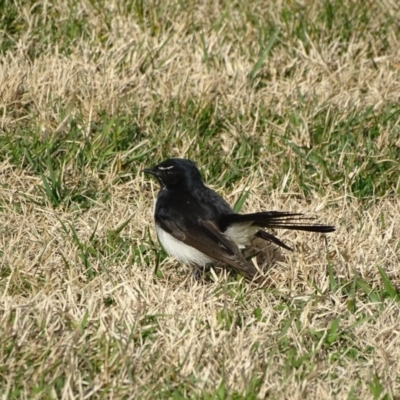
top-left (143, 158), bottom-right (335, 280)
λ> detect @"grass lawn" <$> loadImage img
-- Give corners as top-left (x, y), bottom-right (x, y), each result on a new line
top-left (1, 0), bottom-right (400, 398)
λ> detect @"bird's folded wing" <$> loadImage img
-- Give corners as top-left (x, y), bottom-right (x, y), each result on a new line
top-left (158, 217), bottom-right (258, 279)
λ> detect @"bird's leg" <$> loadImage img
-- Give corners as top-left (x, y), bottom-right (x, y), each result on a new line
top-left (190, 264), bottom-right (212, 282)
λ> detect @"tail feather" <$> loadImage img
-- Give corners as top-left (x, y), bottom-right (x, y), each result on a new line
top-left (221, 211), bottom-right (335, 233)
top-left (220, 211), bottom-right (335, 251)
top-left (262, 223), bottom-right (335, 233)
top-left (256, 230), bottom-right (293, 251)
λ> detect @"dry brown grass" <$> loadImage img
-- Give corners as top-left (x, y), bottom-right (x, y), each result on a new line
top-left (1, 0), bottom-right (400, 398)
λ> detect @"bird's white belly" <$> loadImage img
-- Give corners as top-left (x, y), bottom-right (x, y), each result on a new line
top-left (156, 225), bottom-right (213, 266)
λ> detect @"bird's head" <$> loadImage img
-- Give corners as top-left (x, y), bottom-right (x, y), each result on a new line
top-left (142, 158), bottom-right (203, 190)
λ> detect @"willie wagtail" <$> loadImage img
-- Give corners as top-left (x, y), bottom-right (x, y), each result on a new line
top-left (143, 158), bottom-right (335, 279)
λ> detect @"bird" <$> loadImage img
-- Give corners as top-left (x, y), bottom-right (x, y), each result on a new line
top-left (143, 158), bottom-right (335, 280)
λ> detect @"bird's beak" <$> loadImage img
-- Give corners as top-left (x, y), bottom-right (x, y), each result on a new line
top-left (142, 167), bottom-right (158, 176)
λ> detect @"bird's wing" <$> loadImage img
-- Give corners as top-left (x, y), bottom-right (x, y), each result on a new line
top-left (157, 217), bottom-right (259, 279)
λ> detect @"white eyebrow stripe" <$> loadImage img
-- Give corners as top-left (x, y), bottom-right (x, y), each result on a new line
top-left (158, 165), bottom-right (174, 170)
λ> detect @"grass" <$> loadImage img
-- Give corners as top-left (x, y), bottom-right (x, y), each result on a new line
top-left (1, 0), bottom-right (400, 398)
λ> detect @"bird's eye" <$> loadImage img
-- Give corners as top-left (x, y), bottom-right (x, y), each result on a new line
top-left (165, 170), bottom-right (173, 176)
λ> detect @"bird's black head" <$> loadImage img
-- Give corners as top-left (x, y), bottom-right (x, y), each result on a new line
top-left (143, 158), bottom-right (204, 190)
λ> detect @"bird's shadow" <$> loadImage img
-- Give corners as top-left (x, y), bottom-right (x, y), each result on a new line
top-left (242, 237), bottom-right (286, 273)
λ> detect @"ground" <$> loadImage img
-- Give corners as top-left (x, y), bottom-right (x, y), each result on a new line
top-left (1, 0), bottom-right (400, 398)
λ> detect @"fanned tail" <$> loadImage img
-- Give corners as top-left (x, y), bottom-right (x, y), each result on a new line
top-left (221, 211), bottom-right (335, 232)
top-left (220, 211), bottom-right (335, 250)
